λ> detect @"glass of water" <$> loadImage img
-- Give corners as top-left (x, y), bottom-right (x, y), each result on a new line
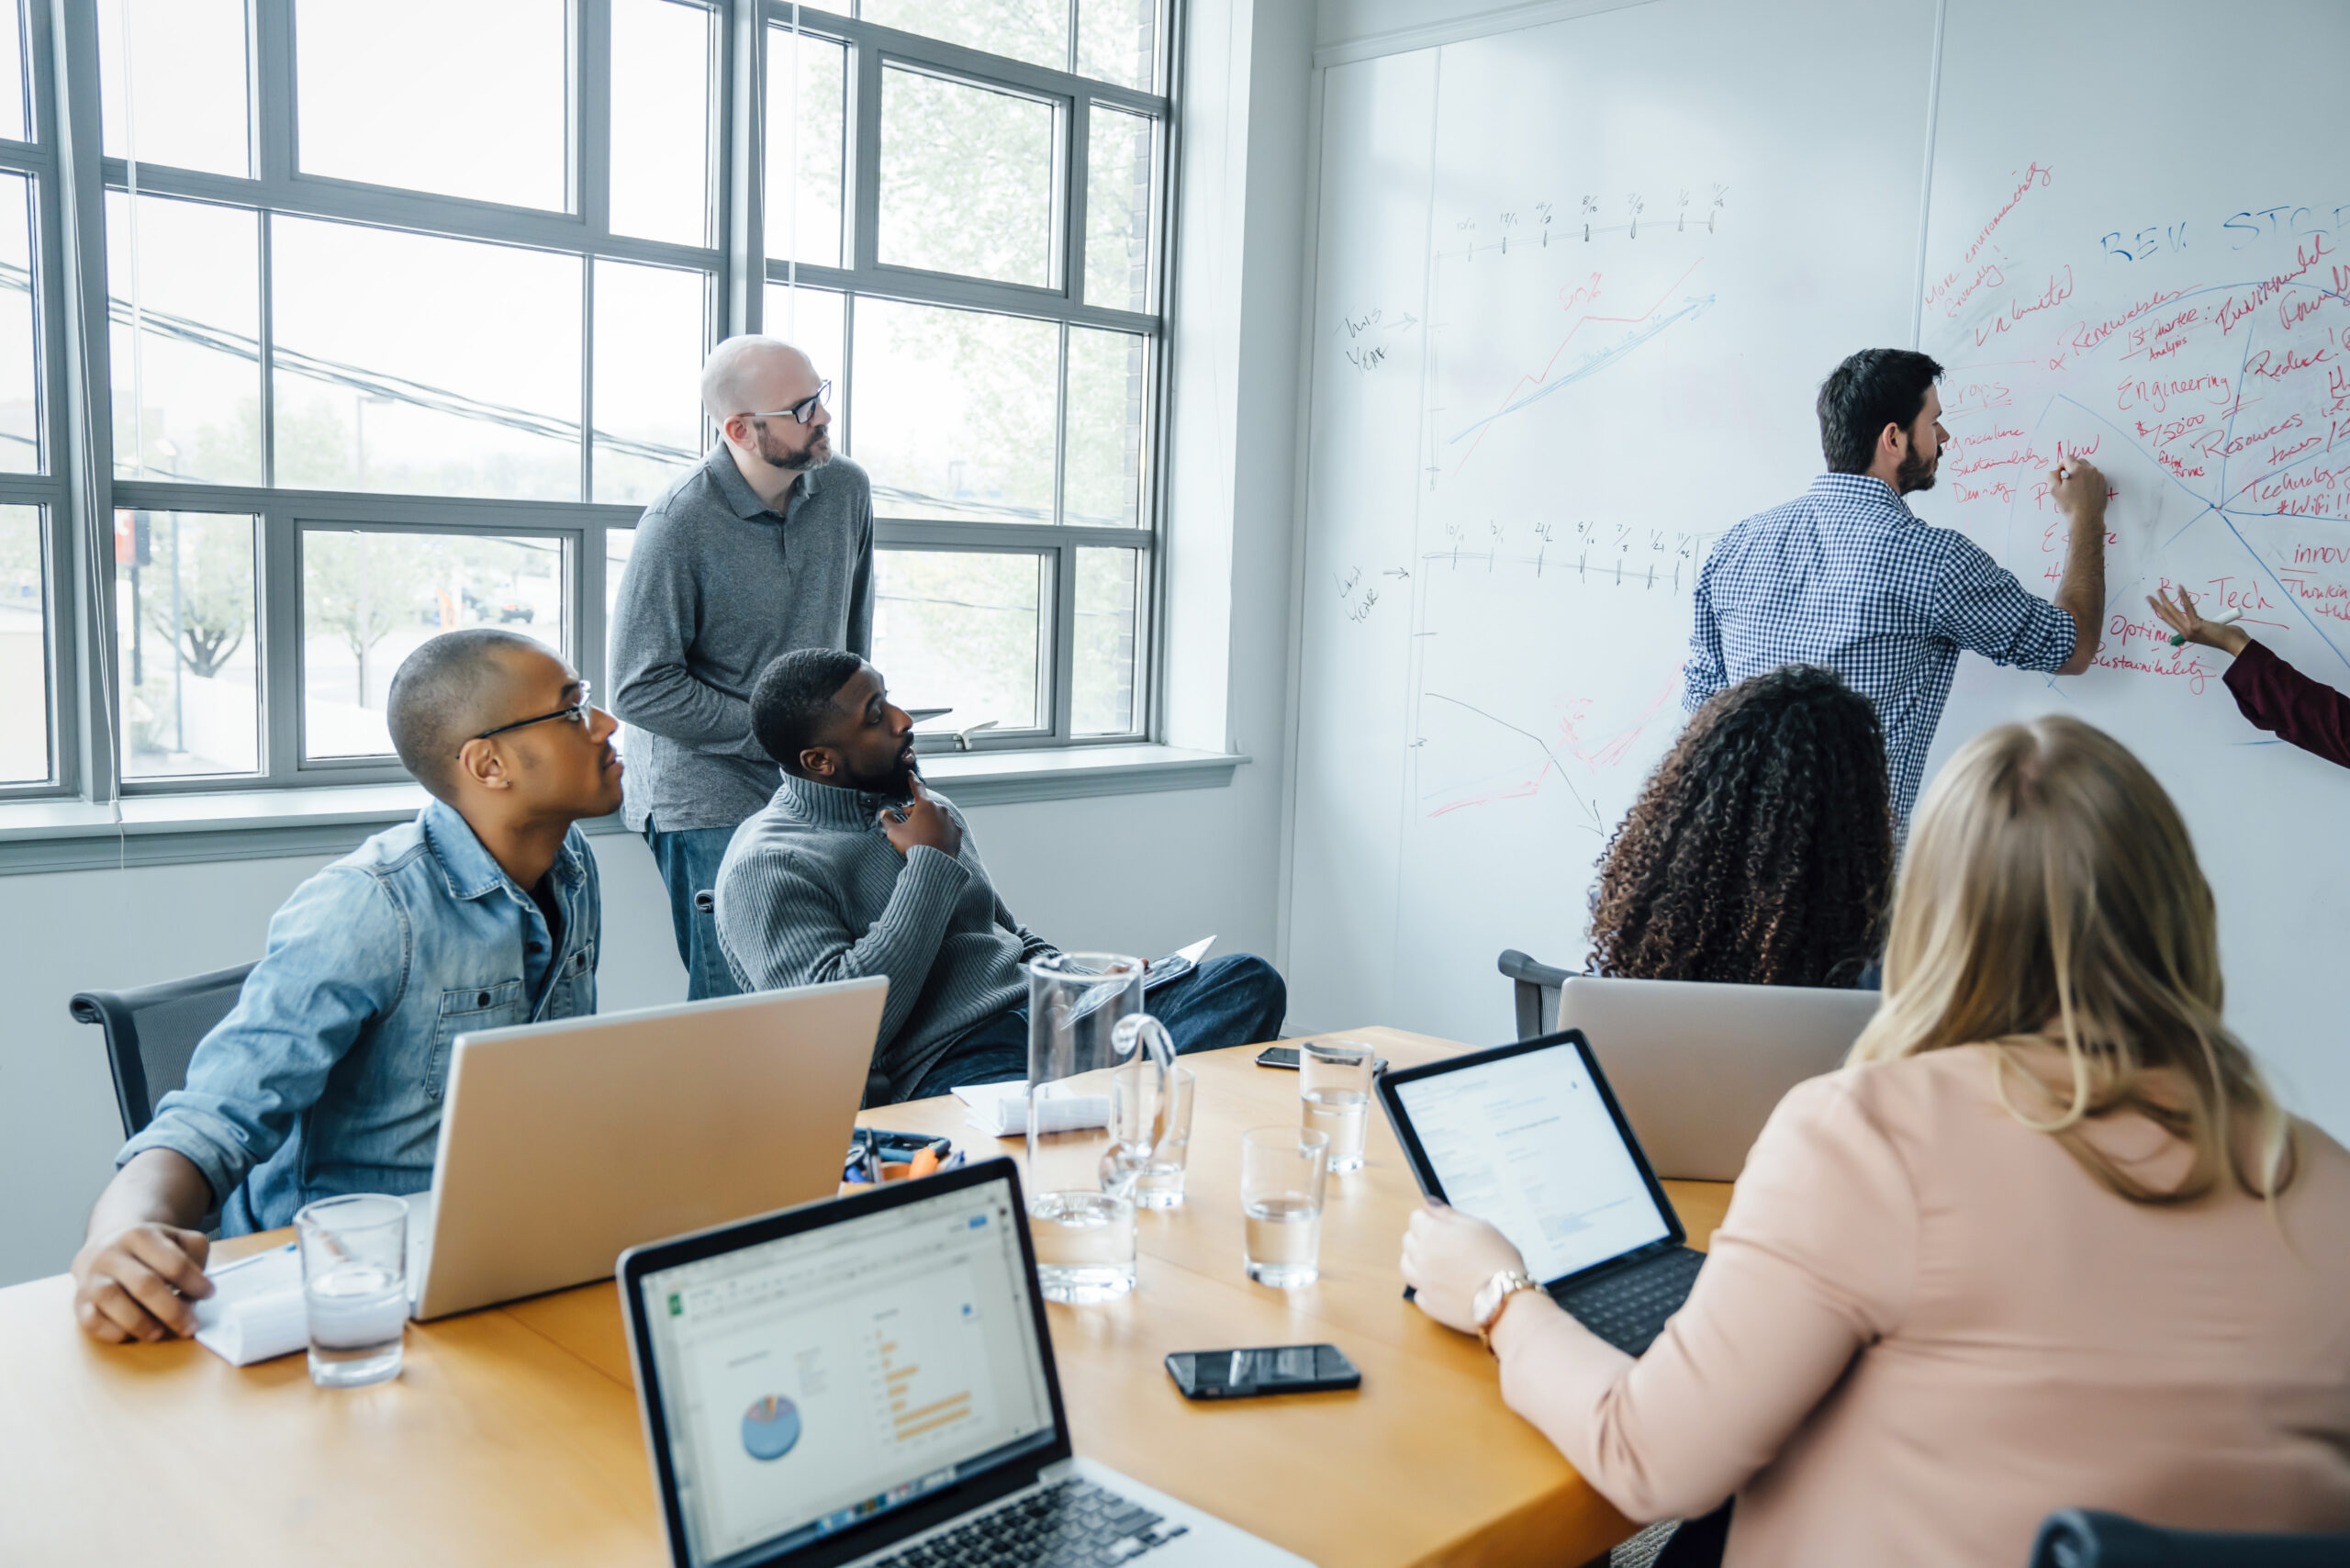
top-left (1025, 953), bottom-right (1170, 1304)
top-left (1112, 1061), bottom-right (1195, 1209)
top-left (295, 1193), bottom-right (408, 1388)
top-left (1301, 1037), bottom-right (1376, 1173)
top-left (1241, 1126), bottom-right (1330, 1289)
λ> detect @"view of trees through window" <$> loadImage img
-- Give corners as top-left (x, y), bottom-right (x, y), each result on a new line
top-left (0, 0), bottom-right (1169, 798)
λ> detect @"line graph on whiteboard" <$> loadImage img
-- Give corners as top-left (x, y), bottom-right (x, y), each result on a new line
top-left (1328, 182), bottom-right (1728, 835)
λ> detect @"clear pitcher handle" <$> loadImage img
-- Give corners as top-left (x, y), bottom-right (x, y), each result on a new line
top-left (1101, 1014), bottom-right (1175, 1193)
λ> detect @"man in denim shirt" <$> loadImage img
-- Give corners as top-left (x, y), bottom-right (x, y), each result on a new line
top-left (71, 629), bottom-right (624, 1344)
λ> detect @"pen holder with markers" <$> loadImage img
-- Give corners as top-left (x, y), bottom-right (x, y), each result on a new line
top-left (842, 1128), bottom-right (964, 1190)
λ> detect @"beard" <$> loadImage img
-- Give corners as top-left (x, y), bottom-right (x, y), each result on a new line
top-left (1894, 438), bottom-right (1939, 494)
top-left (755, 420), bottom-right (833, 473)
top-left (841, 751), bottom-right (918, 801)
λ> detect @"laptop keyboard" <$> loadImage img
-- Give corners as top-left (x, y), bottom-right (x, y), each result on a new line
top-left (1556, 1247), bottom-right (1706, 1356)
top-left (869, 1478), bottom-right (1190, 1568)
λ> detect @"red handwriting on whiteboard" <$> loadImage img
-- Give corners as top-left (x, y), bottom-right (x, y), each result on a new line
top-left (2116, 374), bottom-right (2232, 413)
top-left (1973, 266), bottom-right (2076, 347)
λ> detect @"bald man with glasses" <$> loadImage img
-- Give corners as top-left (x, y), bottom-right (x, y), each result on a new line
top-left (610, 335), bottom-right (875, 1000)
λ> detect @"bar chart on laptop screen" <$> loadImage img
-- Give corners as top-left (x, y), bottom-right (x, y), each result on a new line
top-left (867, 1269), bottom-right (996, 1454)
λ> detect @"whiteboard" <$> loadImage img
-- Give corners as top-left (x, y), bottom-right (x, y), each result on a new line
top-left (1287, 0), bottom-right (2350, 1137)
top-left (1919, 0), bottom-right (2350, 1132)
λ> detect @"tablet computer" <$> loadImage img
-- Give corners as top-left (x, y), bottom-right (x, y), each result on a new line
top-left (1376, 1030), bottom-right (1705, 1356)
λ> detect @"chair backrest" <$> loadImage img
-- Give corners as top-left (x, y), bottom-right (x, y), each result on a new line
top-left (69, 962), bottom-right (258, 1139)
top-left (1497, 948), bottom-right (1572, 1041)
top-left (2031, 1508), bottom-right (2350, 1567)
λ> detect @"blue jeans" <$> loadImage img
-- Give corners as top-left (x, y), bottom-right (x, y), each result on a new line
top-left (645, 821), bottom-right (745, 1002)
top-left (904, 954), bottom-right (1289, 1101)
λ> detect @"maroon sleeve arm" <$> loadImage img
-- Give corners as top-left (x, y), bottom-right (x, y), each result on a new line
top-left (2222, 641), bottom-right (2350, 769)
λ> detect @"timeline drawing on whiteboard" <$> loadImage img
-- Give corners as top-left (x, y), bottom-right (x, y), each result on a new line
top-left (1391, 174), bottom-right (1727, 858)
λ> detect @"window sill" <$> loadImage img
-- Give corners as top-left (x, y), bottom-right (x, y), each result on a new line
top-left (0, 747), bottom-right (1246, 875)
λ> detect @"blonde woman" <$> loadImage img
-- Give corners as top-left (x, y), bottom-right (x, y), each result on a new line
top-left (1403, 717), bottom-right (2350, 1566)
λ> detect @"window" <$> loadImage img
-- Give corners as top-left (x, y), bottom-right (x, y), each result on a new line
top-left (115, 510), bottom-right (259, 778)
top-left (86, 0), bottom-right (720, 791)
top-left (300, 528), bottom-right (566, 760)
top-left (763, 5), bottom-right (1169, 746)
top-left (0, 0), bottom-right (1171, 804)
top-left (0, 503), bottom-right (46, 784)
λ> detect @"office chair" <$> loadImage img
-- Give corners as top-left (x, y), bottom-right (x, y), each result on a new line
top-left (2029, 1508), bottom-right (2350, 1566)
top-left (69, 962), bottom-right (257, 1138)
top-left (1498, 948), bottom-right (1571, 1041)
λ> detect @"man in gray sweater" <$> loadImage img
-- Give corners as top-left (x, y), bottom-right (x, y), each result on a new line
top-left (610, 336), bottom-right (873, 1000)
top-left (714, 648), bottom-right (1288, 1104)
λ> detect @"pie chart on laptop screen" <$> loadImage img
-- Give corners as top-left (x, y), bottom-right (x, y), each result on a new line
top-left (742, 1394), bottom-right (802, 1462)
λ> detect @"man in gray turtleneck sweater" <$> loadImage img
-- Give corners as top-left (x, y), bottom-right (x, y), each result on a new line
top-left (713, 648), bottom-right (1287, 1104)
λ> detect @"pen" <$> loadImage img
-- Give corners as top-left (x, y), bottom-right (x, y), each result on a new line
top-left (2172, 608), bottom-right (2243, 646)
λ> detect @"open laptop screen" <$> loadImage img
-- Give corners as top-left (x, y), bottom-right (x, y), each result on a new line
top-left (1387, 1037), bottom-right (1672, 1284)
top-left (634, 1181), bottom-right (1058, 1568)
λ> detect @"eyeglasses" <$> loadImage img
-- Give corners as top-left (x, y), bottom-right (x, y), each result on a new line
top-left (465, 680), bottom-right (593, 751)
top-left (746, 381), bottom-right (833, 426)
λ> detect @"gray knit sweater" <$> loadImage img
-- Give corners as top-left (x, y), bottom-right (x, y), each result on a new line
top-left (711, 772), bottom-right (1056, 1103)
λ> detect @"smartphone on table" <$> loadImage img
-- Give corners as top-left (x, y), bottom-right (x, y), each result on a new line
top-left (1165, 1344), bottom-right (1361, 1400)
top-left (1255, 1045), bottom-right (1388, 1074)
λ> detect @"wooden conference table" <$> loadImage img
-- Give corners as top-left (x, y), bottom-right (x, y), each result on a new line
top-left (0, 1027), bottom-right (1731, 1568)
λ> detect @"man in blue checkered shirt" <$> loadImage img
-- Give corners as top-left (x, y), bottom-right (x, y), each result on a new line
top-left (1685, 349), bottom-right (2111, 820)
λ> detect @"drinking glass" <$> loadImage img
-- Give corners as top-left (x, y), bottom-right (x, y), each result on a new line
top-left (1241, 1126), bottom-right (1329, 1288)
top-left (1025, 953), bottom-right (1171, 1303)
top-left (1112, 1061), bottom-right (1195, 1209)
top-left (1301, 1037), bottom-right (1375, 1173)
top-left (295, 1193), bottom-right (408, 1388)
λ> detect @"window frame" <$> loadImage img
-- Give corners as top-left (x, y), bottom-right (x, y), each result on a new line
top-left (756, 4), bottom-right (1171, 754)
top-left (0, 0), bottom-right (78, 799)
top-left (4, 0), bottom-right (1175, 806)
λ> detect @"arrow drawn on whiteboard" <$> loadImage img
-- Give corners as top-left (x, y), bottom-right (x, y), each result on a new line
top-left (1418, 692), bottom-right (1606, 833)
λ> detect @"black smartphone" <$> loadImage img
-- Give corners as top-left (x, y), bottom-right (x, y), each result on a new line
top-left (1165, 1344), bottom-right (1360, 1400)
top-left (1256, 1045), bottom-right (1388, 1074)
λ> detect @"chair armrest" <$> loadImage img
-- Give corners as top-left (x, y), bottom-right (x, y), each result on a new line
top-left (1496, 949), bottom-right (1572, 988)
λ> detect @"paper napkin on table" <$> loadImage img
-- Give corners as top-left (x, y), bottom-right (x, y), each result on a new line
top-left (953, 1081), bottom-right (1110, 1137)
top-left (190, 1243), bottom-right (310, 1367)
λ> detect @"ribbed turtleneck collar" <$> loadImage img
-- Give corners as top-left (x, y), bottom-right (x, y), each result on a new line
top-left (776, 768), bottom-right (895, 830)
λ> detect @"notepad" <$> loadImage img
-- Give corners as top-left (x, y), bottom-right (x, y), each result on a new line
top-left (952, 1081), bottom-right (1110, 1137)
top-left (190, 1243), bottom-right (311, 1367)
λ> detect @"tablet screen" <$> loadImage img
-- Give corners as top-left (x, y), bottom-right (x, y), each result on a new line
top-left (1392, 1042), bottom-right (1671, 1284)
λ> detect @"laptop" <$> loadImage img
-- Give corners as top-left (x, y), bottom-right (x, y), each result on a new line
top-left (406, 979), bottom-right (887, 1321)
top-left (618, 1158), bottom-right (1310, 1568)
top-left (1556, 975), bottom-right (1878, 1181)
top-left (1378, 1030), bottom-right (1703, 1358)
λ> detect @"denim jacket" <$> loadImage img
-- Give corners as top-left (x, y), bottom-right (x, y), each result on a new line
top-left (118, 801), bottom-right (601, 1234)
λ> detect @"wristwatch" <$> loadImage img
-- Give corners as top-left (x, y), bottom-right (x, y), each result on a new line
top-left (1472, 1268), bottom-right (1541, 1353)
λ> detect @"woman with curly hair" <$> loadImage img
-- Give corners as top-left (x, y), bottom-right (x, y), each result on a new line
top-left (1587, 665), bottom-right (1893, 988)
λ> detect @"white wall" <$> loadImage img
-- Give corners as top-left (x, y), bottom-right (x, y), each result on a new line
top-left (0, 0), bottom-right (1322, 1290)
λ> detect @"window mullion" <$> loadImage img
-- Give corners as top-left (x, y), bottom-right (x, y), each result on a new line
top-left (50, 0), bottom-right (113, 801)
top-left (260, 505), bottom-right (301, 785)
top-left (258, 210), bottom-right (275, 487)
top-left (579, 523), bottom-right (609, 716)
top-left (1049, 542), bottom-right (1076, 742)
top-left (849, 28), bottom-right (880, 274)
top-left (252, 0), bottom-right (296, 186)
top-left (579, 253), bottom-right (595, 504)
top-left (578, 0), bottom-right (610, 238)
top-left (720, 0), bottom-right (756, 333)
top-left (1063, 94), bottom-right (1089, 306)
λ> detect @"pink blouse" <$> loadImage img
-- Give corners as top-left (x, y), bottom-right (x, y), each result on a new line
top-left (1490, 1046), bottom-right (2350, 1566)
